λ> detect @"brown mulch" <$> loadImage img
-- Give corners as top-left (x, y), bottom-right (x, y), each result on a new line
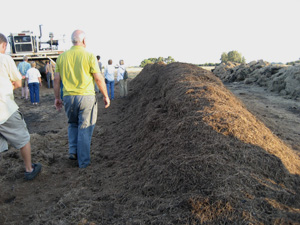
top-left (0, 62), bottom-right (299, 224)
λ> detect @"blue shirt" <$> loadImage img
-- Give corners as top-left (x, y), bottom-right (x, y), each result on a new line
top-left (17, 61), bottom-right (31, 76)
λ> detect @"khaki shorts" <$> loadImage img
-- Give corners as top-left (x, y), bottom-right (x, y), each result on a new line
top-left (0, 110), bottom-right (30, 152)
top-left (22, 78), bottom-right (26, 88)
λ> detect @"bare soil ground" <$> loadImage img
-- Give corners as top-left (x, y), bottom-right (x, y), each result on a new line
top-left (0, 63), bottom-right (299, 224)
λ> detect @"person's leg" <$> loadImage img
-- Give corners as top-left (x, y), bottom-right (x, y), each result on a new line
top-left (77, 124), bottom-right (95, 168)
top-left (20, 142), bottom-right (32, 172)
top-left (119, 79), bottom-right (124, 97)
top-left (106, 82), bottom-right (110, 99)
top-left (28, 83), bottom-right (34, 103)
top-left (21, 79), bottom-right (25, 98)
top-left (47, 73), bottom-right (51, 88)
top-left (22, 87), bottom-right (25, 98)
top-left (76, 96), bottom-right (97, 168)
top-left (0, 133), bottom-right (8, 153)
top-left (124, 80), bottom-right (128, 96)
top-left (68, 123), bottom-right (78, 155)
top-left (25, 81), bottom-right (29, 99)
top-left (35, 83), bottom-right (40, 103)
top-left (0, 111), bottom-right (41, 178)
top-left (64, 96), bottom-right (79, 155)
top-left (111, 81), bottom-right (115, 100)
top-left (33, 83), bottom-right (37, 103)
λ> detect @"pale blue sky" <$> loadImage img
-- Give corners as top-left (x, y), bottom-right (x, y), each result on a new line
top-left (2, 0), bottom-right (299, 66)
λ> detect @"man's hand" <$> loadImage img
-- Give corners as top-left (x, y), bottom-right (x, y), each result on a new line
top-left (103, 96), bottom-right (110, 108)
top-left (11, 79), bottom-right (22, 90)
top-left (54, 98), bottom-right (63, 111)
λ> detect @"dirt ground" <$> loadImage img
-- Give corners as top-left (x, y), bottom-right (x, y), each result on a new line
top-left (0, 63), bottom-right (300, 224)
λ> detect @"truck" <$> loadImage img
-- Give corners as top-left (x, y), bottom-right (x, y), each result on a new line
top-left (8, 25), bottom-right (64, 77)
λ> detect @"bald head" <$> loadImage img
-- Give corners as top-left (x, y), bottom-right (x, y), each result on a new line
top-left (71, 30), bottom-right (86, 46)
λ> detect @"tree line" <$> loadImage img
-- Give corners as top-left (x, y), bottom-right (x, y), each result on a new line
top-left (140, 56), bottom-right (175, 67)
top-left (139, 51), bottom-right (247, 67)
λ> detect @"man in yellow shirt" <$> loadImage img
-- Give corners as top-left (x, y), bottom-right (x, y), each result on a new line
top-left (54, 30), bottom-right (110, 168)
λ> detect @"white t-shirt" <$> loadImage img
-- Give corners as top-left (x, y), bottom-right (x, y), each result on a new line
top-left (104, 65), bottom-right (115, 81)
top-left (0, 53), bottom-right (22, 124)
top-left (26, 67), bottom-right (41, 83)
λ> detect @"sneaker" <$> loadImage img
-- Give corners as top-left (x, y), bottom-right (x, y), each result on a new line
top-left (69, 154), bottom-right (77, 160)
top-left (24, 163), bottom-right (42, 180)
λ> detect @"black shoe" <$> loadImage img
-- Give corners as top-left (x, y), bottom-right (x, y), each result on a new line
top-left (24, 163), bottom-right (42, 180)
top-left (69, 154), bottom-right (77, 160)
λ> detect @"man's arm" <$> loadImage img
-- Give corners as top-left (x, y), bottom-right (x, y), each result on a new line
top-left (38, 77), bottom-right (42, 86)
top-left (54, 72), bottom-right (63, 110)
top-left (93, 72), bottom-right (110, 108)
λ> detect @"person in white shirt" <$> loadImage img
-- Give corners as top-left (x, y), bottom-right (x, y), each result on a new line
top-left (104, 59), bottom-right (115, 100)
top-left (0, 33), bottom-right (41, 180)
top-left (117, 59), bottom-right (128, 98)
top-left (26, 61), bottom-right (42, 105)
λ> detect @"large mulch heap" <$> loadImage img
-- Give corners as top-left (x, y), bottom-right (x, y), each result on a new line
top-left (1, 62), bottom-right (300, 224)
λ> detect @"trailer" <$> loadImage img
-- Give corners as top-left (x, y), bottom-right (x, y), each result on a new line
top-left (8, 25), bottom-right (63, 76)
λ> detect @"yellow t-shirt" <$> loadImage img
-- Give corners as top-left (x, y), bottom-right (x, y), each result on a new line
top-left (55, 46), bottom-right (100, 96)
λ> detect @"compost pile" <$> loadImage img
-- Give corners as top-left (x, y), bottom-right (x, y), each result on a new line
top-left (213, 60), bottom-right (300, 99)
top-left (0, 62), bottom-right (300, 224)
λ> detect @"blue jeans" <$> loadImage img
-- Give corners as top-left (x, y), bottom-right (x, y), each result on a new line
top-left (106, 80), bottom-right (115, 100)
top-left (63, 95), bottom-right (98, 168)
top-left (60, 81), bottom-right (64, 100)
top-left (28, 82), bottom-right (40, 103)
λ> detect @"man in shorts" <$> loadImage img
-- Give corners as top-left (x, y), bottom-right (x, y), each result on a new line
top-left (0, 33), bottom-right (42, 180)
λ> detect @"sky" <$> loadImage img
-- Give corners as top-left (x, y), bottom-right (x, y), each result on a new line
top-left (1, 0), bottom-right (300, 66)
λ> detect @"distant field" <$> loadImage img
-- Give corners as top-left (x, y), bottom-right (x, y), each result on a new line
top-left (201, 66), bottom-right (215, 71)
top-left (126, 66), bottom-right (215, 79)
top-left (127, 67), bottom-right (142, 78)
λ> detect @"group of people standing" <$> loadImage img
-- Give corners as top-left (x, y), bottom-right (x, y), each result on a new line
top-left (17, 53), bottom-right (128, 106)
top-left (104, 58), bottom-right (128, 100)
top-left (17, 56), bottom-right (43, 105)
top-left (17, 56), bottom-right (56, 105)
top-left (1, 29), bottom-right (130, 180)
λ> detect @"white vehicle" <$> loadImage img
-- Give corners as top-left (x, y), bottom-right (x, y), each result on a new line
top-left (8, 25), bottom-right (63, 76)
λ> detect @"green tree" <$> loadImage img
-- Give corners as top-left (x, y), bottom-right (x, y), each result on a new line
top-left (140, 59), bottom-right (154, 67)
top-left (156, 57), bottom-right (164, 63)
top-left (140, 56), bottom-right (176, 67)
top-left (220, 50), bottom-right (245, 63)
top-left (220, 52), bottom-right (228, 63)
top-left (164, 56), bottom-right (175, 64)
